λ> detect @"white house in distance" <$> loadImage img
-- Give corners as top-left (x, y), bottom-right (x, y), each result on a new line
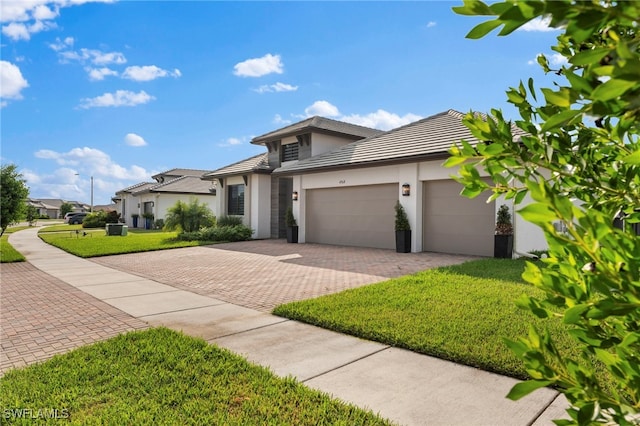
top-left (113, 168), bottom-right (216, 228)
top-left (203, 110), bottom-right (546, 256)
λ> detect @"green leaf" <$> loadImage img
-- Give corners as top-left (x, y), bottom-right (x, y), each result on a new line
top-left (540, 109), bottom-right (581, 132)
top-left (466, 19), bottom-right (503, 39)
top-left (592, 78), bottom-right (636, 101)
top-left (541, 88), bottom-right (571, 107)
top-left (570, 48), bottom-right (610, 66)
top-left (506, 380), bottom-right (553, 400)
top-left (622, 149), bottom-right (640, 165)
top-left (518, 203), bottom-right (556, 226)
top-left (564, 304), bottom-right (589, 324)
top-left (451, 0), bottom-right (494, 16)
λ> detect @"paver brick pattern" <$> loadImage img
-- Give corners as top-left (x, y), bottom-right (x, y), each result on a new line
top-left (93, 240), bottom-right (475, 312)
top-left (1, 262), bottom-right (148, 375)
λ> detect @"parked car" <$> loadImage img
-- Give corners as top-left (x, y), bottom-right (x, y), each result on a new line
top-left (66, 212), bottom-right (88, 224)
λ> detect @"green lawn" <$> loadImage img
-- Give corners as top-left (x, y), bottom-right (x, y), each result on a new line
top-left (274, 259), bottom-right (580, 380)
top-left (38, 227), bottom-right (216, 258)
top-left (0, 328), bottom-right (389, 425)
top-left (0, 226), bottom-right (29, 263)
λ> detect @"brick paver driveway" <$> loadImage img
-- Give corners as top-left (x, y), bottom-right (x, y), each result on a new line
top-left (93, 240), bottom-right (476, 312)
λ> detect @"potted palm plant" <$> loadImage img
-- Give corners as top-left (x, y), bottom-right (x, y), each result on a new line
top-left (285, 206), bottom-right (298, 243)
top-left (142, 212), bottom-right (154, 230)
top-left (395, 201), bottom-right (411, 253)
top-left (494, 204), bottom-right (514, 258)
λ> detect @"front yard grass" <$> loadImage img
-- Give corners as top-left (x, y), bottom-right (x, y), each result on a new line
top-left (0, 328), bottom-right (389, 425)
top-left (274, 258), bottom-right (578, 380)
top-left (38, 227), bottom-right (216, 258)
top-left (0, 226), bottom-right (29, 263)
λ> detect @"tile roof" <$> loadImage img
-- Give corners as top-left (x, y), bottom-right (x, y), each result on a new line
top-left (202, 153), bottom-right (271, 179)
top-left (116, 182), bottom-right (155, 194)
top-left (152, 168), bottom-right (210, 180)
top-left (251, 116), bottom-right (382, 145)
top-left (132, 176), bottom-right (216, 195)
top-left (273, 109), bottom-right (526, 175)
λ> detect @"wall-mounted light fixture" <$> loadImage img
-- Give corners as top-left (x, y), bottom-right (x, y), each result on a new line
top-left (292, 191), bottom-right (299, 201)
top-left (402, 183), bottom-right (411, 196)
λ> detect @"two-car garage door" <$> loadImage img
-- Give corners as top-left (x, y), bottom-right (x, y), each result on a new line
top-left (304, 180), bottom-right (494, 256)
top-left (306, 184), bottom-right (396, 249)
top-left (423, 179), bottom-right (495, 256)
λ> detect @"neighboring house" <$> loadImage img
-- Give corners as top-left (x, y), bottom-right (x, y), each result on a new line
top-left (203, 110), bottom-right (546, 256)
top-left (27, 198), bottom-right (89, 219)
top-left (202, 116), bottom-right (382, 239)
top-left (113, 169), bottom-right (216, 228)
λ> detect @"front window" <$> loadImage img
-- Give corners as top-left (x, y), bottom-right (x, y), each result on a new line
top-left (228, 184), bottom-right (245, 215)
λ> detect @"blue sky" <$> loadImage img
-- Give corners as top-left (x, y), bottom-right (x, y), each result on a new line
top-left (1, 1), bottom-right (561, 206)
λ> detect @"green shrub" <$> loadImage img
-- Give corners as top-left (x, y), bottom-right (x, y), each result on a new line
top-left (164, 198), bottom-right (215, 232)
top-left (216, 215), bottom-right (243, 227)
top-left (178, 224), bottom-right (252, 242)
top-left (82, 212), bottom-right (106, 228)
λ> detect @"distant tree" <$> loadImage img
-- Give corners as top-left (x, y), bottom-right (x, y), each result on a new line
top-left (25, 205), bottom-right (38, 226)
top-left (60, 202), bottom-right (74, 217)
top-left (0, 164), bottom-right (29, 236)
top-left (164, 198), bottom-right (215, 233)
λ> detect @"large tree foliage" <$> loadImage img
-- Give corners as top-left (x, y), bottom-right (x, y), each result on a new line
top-left (0, 164), bottom-right (30, 236)
top-left (449, 1), bottom-right (639, 424)
top-left (163, 198), bottom-right (215, 233)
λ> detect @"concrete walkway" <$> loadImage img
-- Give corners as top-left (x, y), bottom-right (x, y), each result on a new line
top-left (4, 227), bottom-right (569, 425)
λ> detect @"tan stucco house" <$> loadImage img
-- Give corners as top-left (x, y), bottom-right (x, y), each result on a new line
top-left (203, 110), bottom-right (546, 256)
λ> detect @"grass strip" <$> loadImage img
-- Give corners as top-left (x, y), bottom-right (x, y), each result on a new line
top-left (0, 328), bottom-right (390, 425)
top-left (274, 259), bottom-right (578, 380)
top-left (0, 226), bottom-right (29, 263)
top-left (38, 228), bottom-right (215, 258)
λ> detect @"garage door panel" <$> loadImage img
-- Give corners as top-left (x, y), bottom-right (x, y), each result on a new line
top-left (423, 180), bottom-right (494, 256)
top-left (307, 184), bottom-right (396, 249)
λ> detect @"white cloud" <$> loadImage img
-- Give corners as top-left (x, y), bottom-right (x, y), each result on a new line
top-left (519, 16), bottom-right (557, 32)
top-left (1, 1), bottom-right (112, 41)
top-left (528, 52), bottom-right (568, 67)
top-left (124, 133), bottom-right (147, 147)
top-left (0, 60), bottom-right (29, 106)
top-left (218, 137), bottom-right (244, 148)
top-left (234, 53), bottom-right (283, 78)
top-left (273, 114), bottom-right (291, 125)
top-left (78, 90), bottom-right (155, 109)
top-left (341, 110), bottom-right (422, 131)
top-left (298, 101), bottom-right (421, 130)
top-left (305, 100), bottom-right (340, 117)
top-left (48, 36), bottom-right (74, 51)
top-left (56, 47), bottom-right (127, 67)
top-left (34, 146), bottom-right (150, 180)
top-left (254, 82), bottom-right (298, 94)
top-left (121, 65), bottom-right (181, 82)
top-left (426, 21), bottom-right (437, 28)
top-left (86, 66), bottom-right (118, 81)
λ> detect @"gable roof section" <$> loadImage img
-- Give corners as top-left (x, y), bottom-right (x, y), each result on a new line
top-left (202, 153), bottom-right (271, 180)
top-left (152, 168), bottom-right (210, 180)
top-left (251, 116), bottom-right (382, 145)
top-left (273, 109), bottom-right (526, 175)
top-left (132, 176), bottom-right (215, 195)
top-left (115, 182), bottom-right (155, 195)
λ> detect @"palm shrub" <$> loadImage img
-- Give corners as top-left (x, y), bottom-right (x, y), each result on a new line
top-left (216, 215), bottom-right (243, 227)
top-left (164, 198), bottom-right (215, 233)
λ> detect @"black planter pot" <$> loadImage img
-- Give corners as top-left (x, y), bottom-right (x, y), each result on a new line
top-left (286, 226), bottom-right (298, 243)
top-left (494, 234), bottom-right (514, 258)
top-left (395, 230), bottom-right (411, 253)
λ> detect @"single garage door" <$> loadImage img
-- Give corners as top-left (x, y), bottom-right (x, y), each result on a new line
top-left (306, 184), bottom-right (396, 249)
top-left (423, 179), bottom-right (494, 256)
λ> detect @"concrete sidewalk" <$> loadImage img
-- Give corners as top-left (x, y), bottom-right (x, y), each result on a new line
top-left (5, 227), bottom-right (569, 425)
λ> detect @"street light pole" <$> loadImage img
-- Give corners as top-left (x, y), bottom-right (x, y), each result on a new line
top-left (90, 176), bottom-right (93, 212)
